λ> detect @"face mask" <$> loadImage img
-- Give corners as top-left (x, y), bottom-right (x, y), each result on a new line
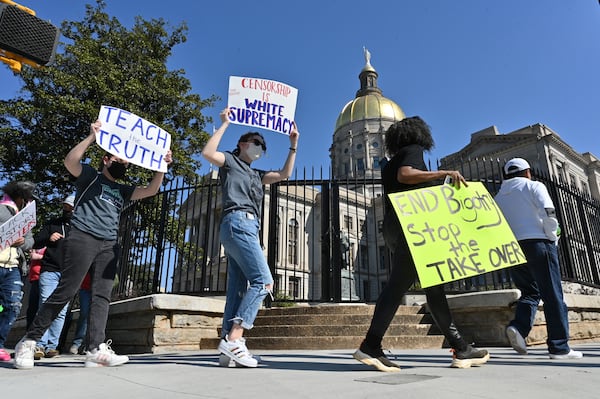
top-left (107, 161), bottom-right (127, 179)
top-left (62, 209), bottom-right (73, 220)
top-left (244, 143), bottom-right (263, 161)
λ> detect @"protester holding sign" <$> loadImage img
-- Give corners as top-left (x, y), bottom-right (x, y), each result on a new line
top-left (0, 180), bottom-right (37, 363)
top-left (14, 120), bottom-right (173, 369)
top-left (202, 107), bottom-right (299, 368)
top-left (353, 116), bottom-right (489, 371)
top-left (495, 158), bottom-right (583, 360)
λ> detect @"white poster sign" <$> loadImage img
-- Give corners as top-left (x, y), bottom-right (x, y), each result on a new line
top-left (0, 201), bottom-right (36, 251)
top-left (96, 106), bottom-right (172, 172)
top-left (227, 76), bottom-right (298, 135)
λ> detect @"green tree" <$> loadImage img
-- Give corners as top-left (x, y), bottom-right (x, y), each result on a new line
top-left (0, 0), bottom-right (215, 217)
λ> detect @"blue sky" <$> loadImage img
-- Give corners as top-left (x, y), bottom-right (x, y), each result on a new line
top-left (2, 0), bottom-right (600, 177)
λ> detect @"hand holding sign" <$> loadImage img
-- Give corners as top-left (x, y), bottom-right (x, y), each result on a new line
top-left (95, 106), bottom-right (172, 172)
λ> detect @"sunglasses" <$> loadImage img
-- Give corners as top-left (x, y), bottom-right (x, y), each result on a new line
top-left (247, 139), bottom-right (266, 151)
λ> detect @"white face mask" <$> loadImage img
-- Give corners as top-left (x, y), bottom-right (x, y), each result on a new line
top-left (244, 143), bottom-right (263, 160)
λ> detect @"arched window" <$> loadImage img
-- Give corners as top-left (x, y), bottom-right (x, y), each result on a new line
top-left (288, 218), bottom-right (299, 265)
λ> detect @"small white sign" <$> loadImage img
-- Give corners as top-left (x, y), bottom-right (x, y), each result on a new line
top-left (228, 76), bottom-right (298, 135)
top-left (96, 106), bottom-right (172, 172)
top-left (0, 201), bottom-right (36, 252)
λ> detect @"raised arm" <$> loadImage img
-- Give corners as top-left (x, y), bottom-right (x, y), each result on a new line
top-left (64, 120), bottom-right (100, 178)
top-left (201, 108), bottom-right (231, 168)
top-left (130, 150), bottom-right (173, 201)
top-left (262, 122), bottom-right (300, 184)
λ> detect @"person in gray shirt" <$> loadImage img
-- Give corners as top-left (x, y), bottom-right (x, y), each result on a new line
top-left (202, 107), bottom-right (299, 367)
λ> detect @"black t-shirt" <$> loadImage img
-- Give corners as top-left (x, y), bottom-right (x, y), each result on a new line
top-left (382, 144), bottom-right (437, 250)
top-left (382, 144), bottom-right (434, 208)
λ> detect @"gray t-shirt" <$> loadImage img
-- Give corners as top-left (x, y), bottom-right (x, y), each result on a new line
top-left (71, 164), bottom-right (135, 240)
top-left (219, 152), bottom-right (266, 219)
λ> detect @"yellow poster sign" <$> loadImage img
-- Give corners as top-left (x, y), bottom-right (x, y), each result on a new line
top-left (388, 181), bottom-right (526, 288)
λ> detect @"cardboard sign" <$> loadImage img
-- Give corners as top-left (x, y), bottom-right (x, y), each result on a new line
top-left (388, 182), bottom-right (526, 288)
top-left (227, 76), bottom-right (298, 135)
top-left (0, 201), bottom-right (36, 251)
top-left (96, 106), bottom-right (172, 172)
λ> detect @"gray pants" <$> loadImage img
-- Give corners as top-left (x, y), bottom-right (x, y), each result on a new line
top-left (26, 227), bottom-right (118, 351)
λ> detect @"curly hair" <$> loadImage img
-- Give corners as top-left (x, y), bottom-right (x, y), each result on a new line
top-left (233, 131), bottom-right (267, 156)
top-left (384, 116), bottom-right (435, 156)
top-left (2, 180), bottom-right (37, 202)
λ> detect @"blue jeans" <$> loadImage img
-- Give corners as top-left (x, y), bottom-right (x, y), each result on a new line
top-left (38, 271), bottom-right (69, 351)
top-left (0, 267), bottom-right (23, 349)
top-left (509, 239), bottom-right (570, 354)
top-left (219, 211), bottom-right (273, 337)
top-left (71, 288), bottom-right (91, 348)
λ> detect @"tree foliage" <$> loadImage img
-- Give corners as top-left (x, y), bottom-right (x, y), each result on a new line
top-left (0, 0), bottom-right (215, 217)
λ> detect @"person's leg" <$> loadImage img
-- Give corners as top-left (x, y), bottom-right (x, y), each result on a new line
top-left (83, 239), bottom-right (128, 368)
top-left (364, 248), bottom-right (416, 346)
top-left (71, 288), bottom-right (91, 352)
top-left (86, 240), bottom-right (119, 350)
top-left (0, 267), bottom-right (23, 349)
top-left (352, 245), bottom-right (416, 372)
top-left (424, 284), bottom-right (467, 351)
top-left (524, 241), bottom-right (571, 355)
top-left (217, 212), bottom-right (268, 367)
top-left (15, 228), bottom-right (95, 369)
top-left (26, 280), bottom-right (39, 329)
top-left (508, 258), bottom-right (540, 339)
top-left (25, 229), bottom-right (95, 343)
top-left (38, 271), bottom-right (70, 355)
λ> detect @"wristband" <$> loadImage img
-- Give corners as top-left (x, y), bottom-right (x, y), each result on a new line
top-left (289, 147), bottom-right (296, 152)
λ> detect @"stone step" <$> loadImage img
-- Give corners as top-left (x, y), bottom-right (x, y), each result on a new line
top-left (201, 304), bottom-right (444, 350)
top-left (247, 323), bottom-right (437, 337)
top-left (253, 313), bottom-right (432, 326)
top-left (258, 304), bottom-right (424, 316)
top-left (200, 335), bottom-right (446, 350)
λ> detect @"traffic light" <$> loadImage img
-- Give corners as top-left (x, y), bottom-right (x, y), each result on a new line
top-left (0, 1), bottom-right (59, 72)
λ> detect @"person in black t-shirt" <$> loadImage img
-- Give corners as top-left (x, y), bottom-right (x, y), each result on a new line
top-left (353, 116), bottom-right (490, 370)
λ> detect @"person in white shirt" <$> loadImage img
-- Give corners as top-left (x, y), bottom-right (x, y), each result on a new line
top-left (494, 158), bottom-right (582, 360)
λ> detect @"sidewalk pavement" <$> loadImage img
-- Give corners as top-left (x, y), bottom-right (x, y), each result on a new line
top-left (2, 343), bottom-right (599, 399)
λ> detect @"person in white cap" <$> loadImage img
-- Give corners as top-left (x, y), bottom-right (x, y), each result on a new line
top-left (495, 158), bottom-right (583, 359)
top-left (29, 195), bottom-right (76, 359)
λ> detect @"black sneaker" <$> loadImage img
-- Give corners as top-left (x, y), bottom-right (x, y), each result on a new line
top-left (353, 341), bottom-right (401, 372)
top-left (450, 345), bottom-right (490, 368)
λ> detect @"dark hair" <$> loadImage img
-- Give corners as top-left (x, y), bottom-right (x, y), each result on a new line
top-left (2, 180), bottom-right (38, 202)
top-left (384, 116), bottom-right (435, 156)
top-left (504, 169), bottom-right (529, 180)
top-left (233, 131), bottom-right (267, 156)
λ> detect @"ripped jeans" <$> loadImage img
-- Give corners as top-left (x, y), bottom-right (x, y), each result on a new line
top-left (0, 266), bottom-right (23, 349)
top-left (219, 211), bottom-right (273, 338)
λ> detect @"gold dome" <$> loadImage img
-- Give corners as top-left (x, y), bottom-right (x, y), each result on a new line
top-left (335, 94), bottom-right (405, 131)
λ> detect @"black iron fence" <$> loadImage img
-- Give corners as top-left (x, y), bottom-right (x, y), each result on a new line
top-left (112, 160), bottom-right (600, 303)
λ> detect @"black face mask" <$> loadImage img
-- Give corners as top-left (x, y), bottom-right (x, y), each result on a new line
top-left (62, 210), bottom-right (73, 221)
top-left (107, 162), bottom-right (127, 179)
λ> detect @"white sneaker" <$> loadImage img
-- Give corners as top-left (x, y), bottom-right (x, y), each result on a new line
top-left (218, 336), bottom-right (258, 368)
top-left (549, 350), bottom-right (583, 360)
top-left (219, 352), bottom-right (262, 367)
top-left (14, 337), bottom-right (36, 369)
top-left (506, 326), bottom-right (527, 355)
top-left (84, 340), bottom-right (129, 367)
top-left (69, 344), bottom-right (80, 355)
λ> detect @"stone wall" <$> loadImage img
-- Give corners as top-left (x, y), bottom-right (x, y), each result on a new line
top-left (446, 289), bottom-right (600, 347)
top-left (8, 289), bottom-right (600, 353)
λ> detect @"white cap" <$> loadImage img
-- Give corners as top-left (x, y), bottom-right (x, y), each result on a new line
top-left (63, 195), bottom-right (75, 207)
top-left (504, 158), bottom-right (530, 175)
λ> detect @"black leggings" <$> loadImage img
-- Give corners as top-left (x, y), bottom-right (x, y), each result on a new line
top-left (365, 238), bottom-right (468, 351)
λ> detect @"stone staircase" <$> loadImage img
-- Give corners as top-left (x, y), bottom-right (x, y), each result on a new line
top-left (198, 304), bottom-right (446, 350)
